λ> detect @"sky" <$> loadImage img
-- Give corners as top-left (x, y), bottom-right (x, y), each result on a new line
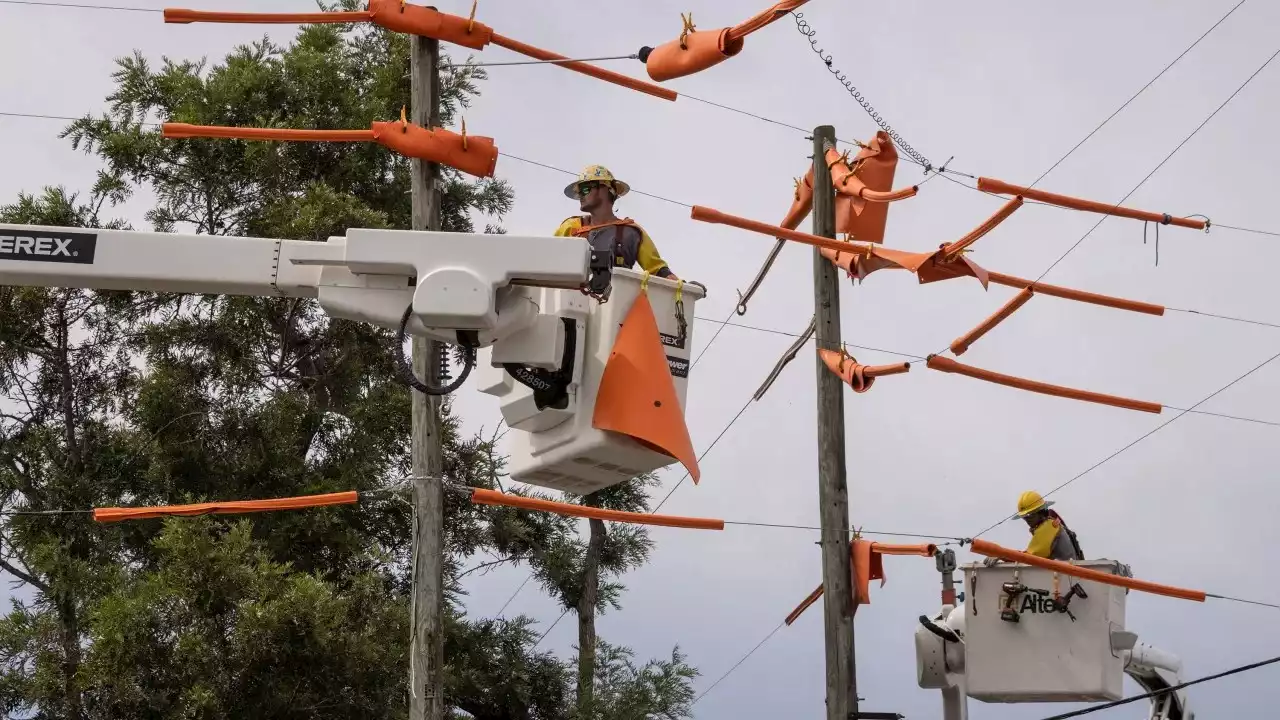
top-left (4, 0), bottom-right (1280, 717)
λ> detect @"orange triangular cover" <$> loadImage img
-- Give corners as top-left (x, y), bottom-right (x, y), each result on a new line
top-left (592, 293), bottom-right (701, 483)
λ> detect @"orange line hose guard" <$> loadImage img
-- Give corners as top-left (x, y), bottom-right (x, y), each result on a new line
top-left (780, 168), bottom-right (815, 231)
top-left (643, 1), bottom-right (809, 82)
top-left (94, 491), bottom-right (359, 522)
top-left (591, 292), bottom-right (701, 483)
top-left (969, 539), bottom-right (1206, 603)
top-left (986, 272), bottom-right (1165, 316)
top-left (927, 355), bottom-right (1162, 414)
top-left (489, 34), bottom-right (676, 102)
top-left (785, 540), bottom-right (938, 624)
top-left (691, 205), bottom-right (872, 255)
top-left (470, 488), bottom-right (723, 530)
top-left (941, 196), bottom-right (1023, 261)
top-left (829, 132), bottom-right (906, 244)
top-left (165, 2), bottom-right (675, 102)
top-left (950, 288), bottom-right (1034, 356)
top-left (977, 177), bottom-right (1208, 230)
top-left (162, 120), bottom-right (498, 178)
top-left (819, 348), bottom-right (910, 393)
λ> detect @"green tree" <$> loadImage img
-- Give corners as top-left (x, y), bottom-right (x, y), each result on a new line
top-left (0, 13), bottom-right (697, 720)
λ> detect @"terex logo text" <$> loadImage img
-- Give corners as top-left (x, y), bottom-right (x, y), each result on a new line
top-left (0, 230), bottom-right (98, 264)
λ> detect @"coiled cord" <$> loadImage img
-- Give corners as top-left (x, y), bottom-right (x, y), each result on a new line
top-left (792, 11), bottom-right (932, 172)
top-left (395, 304), bottom-right (475, 396)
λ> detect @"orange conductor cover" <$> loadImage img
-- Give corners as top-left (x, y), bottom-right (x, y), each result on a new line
top-left (977, 177), bottom-right (1207, 230)
top-left (781, 168), bottom-right (815, 231)
top-left (950, 288), bottom-right (1034, 356)
top-left (927, 355), bottom-right (1162, 414)
top-left (644, 1), bottom-right (808, 82)
top-left (592, 293), bottom-right (701, 483)
top-left (941, 196), bottom-right (1023, 260)
top-left (166, 2), bottom-right (674, 101)
top-left (491, 34), bottom-right (677, 102)
top-left (819, 348), bottom-right (910, 393)
top-left (163, 121), bottom-right (498, 178)
top-left (829, 132), bottom-right (907, 243)
top-left (470, 488), bottom-right (723, 530)
top-left (986, 272), bottom-right (1164, 316)
top-left (691, 205), bottom-right (869, 255)
top-left (969, 539), bottom-right (1206, 602)
top-left (165, 0), bottom-right (495, 50)
top-left (94, 491), bottom-right (359, 522)
top-left (785, 540), bottom-right (937, 624)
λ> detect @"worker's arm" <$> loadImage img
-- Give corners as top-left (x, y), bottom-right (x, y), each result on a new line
top-left (636, 227), bottom-right (676, 279)
top-left (1024, 520), bottom-right (1059, 559)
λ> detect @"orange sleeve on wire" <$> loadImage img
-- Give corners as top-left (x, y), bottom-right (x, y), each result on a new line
top-left (93, 491), bottom-right (359, 523)
top-left (977, 177), bottom-right (1207, 230)
top-left (986, 272), bottom-right (1165, 316)
top-left (164, 8), bottom-right (372, 24)
top-left (927, 355), bottom-right (1162, 414)
top-left (969, 539), bottom-right (1206, 603)
top-left (942, 196), bottom-right (1023, 259)
top-left (950, 288), bottom-right (1034, 355)
top-left (163, 123), bottom-right (375, 143)
top-left (166, 0), bottom-right (494, 51)
top-left (490, 33), bottom-right (677, 102)
top-left (726, 0), bottom-right (810, 42)
top-left (826, 146), bottom-right (918, 203)
top-left (871, 542), bottom-right (938, 557)
top-left (785, 584), bottom-right (824, 626)
top-left (469, 488), bottom-right (724, 530)
top-left (691, 205), bottom-right (871, 255)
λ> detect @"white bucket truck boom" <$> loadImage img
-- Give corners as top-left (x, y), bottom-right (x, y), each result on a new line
top-left (0, 224), bottom-right (703, 494)
top-left (915, 558), bottom-right (1192, 720)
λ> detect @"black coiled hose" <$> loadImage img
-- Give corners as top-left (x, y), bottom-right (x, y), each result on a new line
top-left (395, 304), bottom-right (475, 396)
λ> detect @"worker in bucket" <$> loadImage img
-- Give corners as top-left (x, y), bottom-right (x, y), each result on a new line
top-left (985, 491), bottom-right (1084, 565)
top-left (555, 165), bottom-right (679, 280)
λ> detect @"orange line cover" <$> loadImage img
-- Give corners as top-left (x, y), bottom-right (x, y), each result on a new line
top-left (819, 348), bottom-right (910, 393)
top-left (977, 177), bottom-right (1207, 230)
top-left (162, 121), bottom-right (499, 178)
top-left (166, 1), bottom-right (675, 101)
top-left (785, 540), bottom-right (938, 625)
top-left (950, 288), bottom-right (1034, 356)
top-left (927, 355), bottom-right (1162, 414)
top-left (986, 272), bottom-right (1165, 316)
top-left (969, 538), bottom-right (1206, 603)
top-left (691, 205), bottom-right (871, 255)
top-left (94, 491), bottom-right (358, 522)
top-left (644, 1), bottom-right (809, 82)
top-left (470, 488), bottom-right (723, 530)
top-left (829, 132), bottom-right (907, 244)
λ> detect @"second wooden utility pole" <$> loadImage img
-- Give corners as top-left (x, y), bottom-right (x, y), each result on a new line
top-left (409, 33), bottom-right (447, 720)
top-left (811, 125), bottom-right (858, 720)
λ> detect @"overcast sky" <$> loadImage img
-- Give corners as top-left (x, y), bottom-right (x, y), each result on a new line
top-left (5, 0), bottom-right (1280, 717)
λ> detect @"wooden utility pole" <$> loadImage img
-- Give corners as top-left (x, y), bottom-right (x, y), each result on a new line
top-left (811, 125), bottom-right (858, 720)
top-left (409, 33), bottom-right (446, 720)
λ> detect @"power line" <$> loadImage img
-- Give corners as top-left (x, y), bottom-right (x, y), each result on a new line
top-left (651, 394), bottom-right (755, 513)
top-left (971, 343), bottom-right (1280, 539)
top-left (1034, 42), bottom-right (1280, 283)
top-left (1167, 307), bottom-right (1280, 331)
top-left (1039, 652), bottom-right (1280, 720)
top-left (0, 0), bottom-right (156, 10)
top-left (1028, 0), bottom-right (1249, 188)
top-left (691, 621), bottom-right (786, 707)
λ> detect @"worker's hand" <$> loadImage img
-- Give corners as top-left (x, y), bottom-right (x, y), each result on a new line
top-left (982, 557), bottom-right (1002, 567)
top-left (685, 279), bottom-right (708, 296)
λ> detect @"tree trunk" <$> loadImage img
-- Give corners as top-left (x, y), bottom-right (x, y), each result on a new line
top-left (576, 493), bottom-right (606, 717)
top-left (57, 594), bottom-right (83, 719)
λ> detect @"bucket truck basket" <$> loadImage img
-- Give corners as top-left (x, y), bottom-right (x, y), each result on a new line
top-left (476, 267), bottom-right (704, 494)
top-left (961, 559), bottom-right (1131, 703)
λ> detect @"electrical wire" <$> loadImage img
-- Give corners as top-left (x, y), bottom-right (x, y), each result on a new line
top-left (690, 621), bottom-right (786, 707)
top-left (1027, 0), bottom-right (1249, 189)
top-left (1034, 42), bottom-right (1280, 283)
top-left (651, 394), bottom-right (754, 513)
top-left (1166, 307), bottom-right (1280, 331)
top-left (1039, 652), bottom-right (1280, 720)
top-left (0, 0), bottom-right (156, 10)
top-left (971, 343), bottom-right (1280, 539)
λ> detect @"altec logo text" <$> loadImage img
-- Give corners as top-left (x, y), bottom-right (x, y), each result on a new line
top-left (0, 231), bottom-right (97, 264)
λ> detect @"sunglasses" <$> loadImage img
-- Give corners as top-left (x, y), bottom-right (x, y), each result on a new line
top-left (576, 181), bottom-right (607, 198)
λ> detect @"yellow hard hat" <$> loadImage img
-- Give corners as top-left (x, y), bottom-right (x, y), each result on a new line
top-left (563, 164), bottom-right (631, 200)
top-left (1016, 490), bottom-right (1053, 517)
